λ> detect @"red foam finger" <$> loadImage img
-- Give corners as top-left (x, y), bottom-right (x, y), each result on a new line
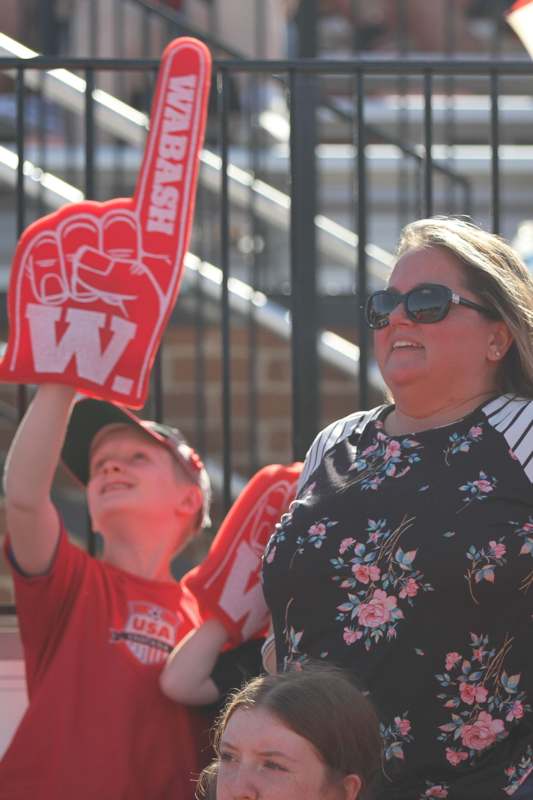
top-left (133, 37), bottom-right (211, 275)
top-left (0, 38), bottom-right (211, 407)
top-left (182, 462), bottom-right (303, 643)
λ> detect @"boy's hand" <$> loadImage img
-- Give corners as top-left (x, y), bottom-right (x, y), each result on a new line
top-left (182, 463), bottom-right (302, 645)
top-left (0, 38), bottom-right (211, 409)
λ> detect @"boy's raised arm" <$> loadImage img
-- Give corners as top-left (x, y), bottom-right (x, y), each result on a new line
top-left (4, 383), bottom-right (76, 575)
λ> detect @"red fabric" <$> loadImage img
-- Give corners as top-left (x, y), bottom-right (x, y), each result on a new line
top-left (0, 38), bottom-right (211, 409)
top-left (0, 527), bottom-right (210, 800)
top-left (507, 0), bottom-right (533, 14)
top-left (182, 463), bottom-right (303, 644)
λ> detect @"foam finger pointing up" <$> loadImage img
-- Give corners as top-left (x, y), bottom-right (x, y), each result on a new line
top-left (133, 38), bottom-right (211, 273)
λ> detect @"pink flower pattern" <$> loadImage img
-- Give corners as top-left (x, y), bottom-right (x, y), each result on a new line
top-left (348, 424), bottom-right (422, 490)
top-left (436, 633), bottom-right (531, 763)
top-left (332, 516), bottom-right (433, 651)
top-left (352, 563), bottom-right (381, 584)
top-left (445, 652), bottom-right (462, 671)
top-left (464, 536), bottom-right (507, 605)
top-left (420, 784), bottom-right (449, 799)
top-left (357, 589), bottom-right (401, 628)
top-left (503, 746), bottom-right (533, 795)
top-left (343, 627), bottom-right (362, 645)
top-left (443, 424), bottom-right (484, 465)
top-left (506, 701), bottom-right (525, 722)
top-left (459, 682), bottom-right (488, 705)
top-left (461, 711), bottom-right (505, 751)
top-left (458, 470), bottom-right (497, 512)
top-left (514, 517), bottom-right (533, 595)
top-left (380, 712), bottom-right (414, 763)
top-left (446, 748), bottom-right (468, 766)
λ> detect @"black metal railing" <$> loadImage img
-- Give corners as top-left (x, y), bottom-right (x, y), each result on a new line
top-left (0, 52), bottom-right (532, 613)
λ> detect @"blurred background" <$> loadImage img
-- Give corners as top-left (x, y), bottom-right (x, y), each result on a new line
top-left (0, 0), bottom-right (532, 752)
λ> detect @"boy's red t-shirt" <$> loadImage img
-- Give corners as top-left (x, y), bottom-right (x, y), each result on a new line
top-left (0, 526), bottom-right (210, 800)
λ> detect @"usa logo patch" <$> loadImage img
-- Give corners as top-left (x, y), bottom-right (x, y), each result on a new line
top-left (110, 601), bottom-right (182, 665)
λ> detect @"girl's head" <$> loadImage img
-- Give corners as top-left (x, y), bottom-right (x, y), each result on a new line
top-left (198, 663), bottom-right (382, 800)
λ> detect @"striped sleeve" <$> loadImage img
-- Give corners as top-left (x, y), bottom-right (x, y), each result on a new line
top-left (482, 394), bottom-right (533, 482)
top-left (297, 407), bottom-right (382, 491)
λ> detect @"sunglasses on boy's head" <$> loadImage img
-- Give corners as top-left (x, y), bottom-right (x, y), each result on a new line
top-left (365, 283), bottom-right (497, 330)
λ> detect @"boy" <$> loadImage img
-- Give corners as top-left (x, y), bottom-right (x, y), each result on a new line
top-left (1, 384), bottom-right (213, 800)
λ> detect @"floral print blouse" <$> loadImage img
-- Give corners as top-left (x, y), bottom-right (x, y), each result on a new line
top-left (262, 395), bottom-right (533, 799)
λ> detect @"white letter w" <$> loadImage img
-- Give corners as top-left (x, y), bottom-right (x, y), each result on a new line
top-left (25, 303), bottom-right (137, 385)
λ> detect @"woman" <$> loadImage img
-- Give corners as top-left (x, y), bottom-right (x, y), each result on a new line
top-left (262, 217), bottom-right (533, 799)
top-left (196, 663), bottom-right (382, 799)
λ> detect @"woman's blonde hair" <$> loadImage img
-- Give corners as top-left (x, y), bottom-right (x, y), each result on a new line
top-left (397, 217), bottom-right (533, 397)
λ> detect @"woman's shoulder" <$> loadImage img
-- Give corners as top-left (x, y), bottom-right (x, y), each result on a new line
top-left (480, 393), bottom-right (533, 482)
top-left (480, 393), bottom-right (533, 431)
top-left (298, 404), bottom-right (389, 489)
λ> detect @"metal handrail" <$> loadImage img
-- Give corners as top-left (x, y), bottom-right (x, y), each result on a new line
top-left (0, 34), bottom-right (394, 280)
top-left (0, 50), bottom-right (532, 74)
top-left (122, 0), bottom-right (473, 200)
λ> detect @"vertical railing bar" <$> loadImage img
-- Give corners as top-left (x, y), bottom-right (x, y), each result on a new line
top-left (143, 6), bottom-right (152, 60)
top-left (289, 64), bottom-right (319, 461)
top-left (113, 0), bottom-right (126, 195)
top-left (247, 75), bottom-right (261, 475)
top-left (289, 67), bottom-right (298, 459)
top-left (351, 0), bottom-right (359, 52)
top-left (116, 0), bottom-right (125, 95)
top-left (141, 6), bottom-right (153, 112)
top-left (423, 69), bottom-right (433, 217)
top-left (161, 6), bottom-right (169, 52)
top-left (444, 2), bottom-right (457, 213)
top-left (255, 0), bottom-right (263, 57)
top-left (35, 69), bottom-right (46, 219)
top-left (444, 84), bottom-right (457, 213)
top-left (491, 1), bottom-right (502, 58)
top-left (84, 65), bottom-right (96, 557)
top-left (396, 0), bottom-right (409, 228)
top-left (220, 67), bottom-right (232, 512)
top-left (464, 180), bottom-right (473, 219)
top-left (194, 253), bottom-right (207, 457)
top-left (210, 0), bottom-right (219, 48)
top-left (89, 0), bottom-right (98, 58)
top-left (15, 69), bottom-right (26, 238)
top-left (397, 0), bottom-right (408, 55)
top-left (194, 72), bottom-right (211, 462)
top-left (15, 67), bottom-right (28, 421)
top-left (249, 1), bottom-right (264, 471)
top-left (152, 350), bottom-right (164, 423)
top-left (415, 150), bottom-right (422, 220)
top-left (84, 67), bottom-right (95, 199)
top-left (356, 68), bottom-right (368, 411)
top-left (490, 70), bottom-right (500, 235)
top-left (446, 0), bottom-right (455, 55)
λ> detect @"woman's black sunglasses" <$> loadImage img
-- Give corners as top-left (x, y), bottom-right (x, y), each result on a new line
top-left (365, 283), bottom-right (497, 330)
